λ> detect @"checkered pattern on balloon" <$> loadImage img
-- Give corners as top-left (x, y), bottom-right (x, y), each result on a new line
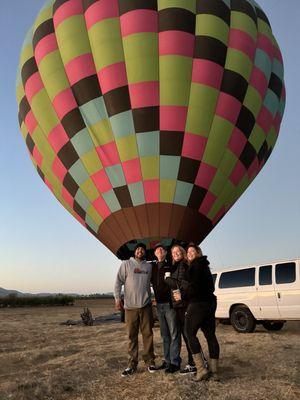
top-left (17, 0), bottom-right (285, 259)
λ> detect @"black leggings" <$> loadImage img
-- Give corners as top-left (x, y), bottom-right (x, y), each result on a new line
top-left (185, 301), bottom-right (220, 359)
top-left (175, 307), bottom-right (195, 366)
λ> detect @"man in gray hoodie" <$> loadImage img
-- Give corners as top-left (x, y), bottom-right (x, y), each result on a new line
top-left (114, 243), bottom-right (156, 377)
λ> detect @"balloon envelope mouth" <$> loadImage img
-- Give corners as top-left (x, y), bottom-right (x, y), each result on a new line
top-left (95, 204), bottom-right (213, 260)
top-left (116, 237), bottom-right (191, 260)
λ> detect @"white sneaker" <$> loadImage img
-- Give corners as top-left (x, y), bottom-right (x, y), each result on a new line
top-left (148, 364), bottom-right (157, 373)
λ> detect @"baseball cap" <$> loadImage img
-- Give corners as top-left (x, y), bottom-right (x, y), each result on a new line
top-left (153, 242), bottom-right (167, 251)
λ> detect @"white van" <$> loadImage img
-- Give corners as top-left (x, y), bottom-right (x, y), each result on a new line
top-left (212, 259), bottom-right (300, 333)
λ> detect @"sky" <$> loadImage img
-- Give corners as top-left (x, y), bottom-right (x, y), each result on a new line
top-left (0, 1), bottom-right (299, 294)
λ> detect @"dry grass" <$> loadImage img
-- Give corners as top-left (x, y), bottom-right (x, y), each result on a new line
top-left (0, 299), bottom-right (299, 400)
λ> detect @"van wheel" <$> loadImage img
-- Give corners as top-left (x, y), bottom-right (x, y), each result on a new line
top-left (230, 306), bottom-right (256, 333)
top-left (262, 321), bottom-right (284, 331)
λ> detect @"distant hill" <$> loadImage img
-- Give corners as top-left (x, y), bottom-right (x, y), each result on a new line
top-left (0, 287), bottom-right (79, 297)
top-left (0, 287), bottom-right (25, 297)
top-left (0, 288), bottom-right (114, 298)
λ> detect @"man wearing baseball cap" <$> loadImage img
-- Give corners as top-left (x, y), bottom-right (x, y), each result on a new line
top-left (114, 243), bottom-right (156, 377)
top-left (151, 243), bottom-right (181, 373)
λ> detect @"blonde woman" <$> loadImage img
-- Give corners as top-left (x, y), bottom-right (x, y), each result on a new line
top-left (164, 245), bottom-right (195, 374)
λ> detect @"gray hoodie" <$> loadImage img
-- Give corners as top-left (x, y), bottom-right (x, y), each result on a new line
top-left (114, 257), bottom-right (152, 310)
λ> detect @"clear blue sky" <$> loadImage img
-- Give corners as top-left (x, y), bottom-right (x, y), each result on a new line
top-left (0, 1), bottom-right (299, 294)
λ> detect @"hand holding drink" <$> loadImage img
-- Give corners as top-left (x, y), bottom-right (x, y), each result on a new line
top-left (172, 289), bottom-right (181, 302)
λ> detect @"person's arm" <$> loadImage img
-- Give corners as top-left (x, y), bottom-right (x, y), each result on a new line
top-left (150, 262), bottom-right (156, 285)
top-left (180, 279), bottom-right (189, 291)
top-left (180, 264), bottom-right (212, 296)
top-left (177, 262), bottom-right (189, 300)
top-left (114, 261), bottom-right (126, 310)
top-left (165, 276), bottom-right (179, 289)
top-left (164, 265), bottom-right (179, 289)
top-left (168, 262), bottom-right (188, 289)
top-left (180, 267), bottom-right (197, 297)
top-left (177, 262), bottom-right (188, 282)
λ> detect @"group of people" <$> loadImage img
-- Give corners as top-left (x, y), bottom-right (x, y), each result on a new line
top-left (114, 242), bottom-right (220, 381)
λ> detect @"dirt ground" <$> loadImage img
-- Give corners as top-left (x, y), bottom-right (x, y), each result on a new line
top-left (0, 299), bottom-right (299, 400)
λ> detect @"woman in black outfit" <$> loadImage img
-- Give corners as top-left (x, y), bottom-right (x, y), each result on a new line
top-left (164, 245), bottom-right (195, 374)
top-left (183, 243), bottom-right (220, 381)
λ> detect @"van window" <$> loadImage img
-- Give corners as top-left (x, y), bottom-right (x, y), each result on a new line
top-left (259, 265), bottom-right (272, 285)
top-left (275, 262), bottom-right (296, 284)
top-left (219, 268), bottom-right (255, 288)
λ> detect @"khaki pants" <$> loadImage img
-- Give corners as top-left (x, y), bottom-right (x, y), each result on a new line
top-left (125, 304), bottom-right (155, 368)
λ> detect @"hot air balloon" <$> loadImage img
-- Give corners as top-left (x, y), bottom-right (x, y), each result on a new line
top-left (16, 0), bottom-right (285, 259)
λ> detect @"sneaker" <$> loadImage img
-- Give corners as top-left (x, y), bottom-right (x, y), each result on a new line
top-left (121, 367), bottom-right (136, 377)
top-left (180, 364), bottom-right (197, 375)
top-left (157, 361), bottom-right (169, 370)
top-left (165, 364), bottom-right (180, 374)
top-left (148, 364), bottom-right (157, 373)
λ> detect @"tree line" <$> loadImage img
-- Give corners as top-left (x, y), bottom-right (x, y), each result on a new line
top-left (0, 294), bottom-right (74, 307)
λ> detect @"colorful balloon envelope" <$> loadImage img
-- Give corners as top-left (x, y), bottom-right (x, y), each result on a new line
top-left (17, 0), bottom-right (285, 259)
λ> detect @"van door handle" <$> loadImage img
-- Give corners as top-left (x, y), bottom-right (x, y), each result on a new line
top-left (277, 292), bottom-right (281, 299)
